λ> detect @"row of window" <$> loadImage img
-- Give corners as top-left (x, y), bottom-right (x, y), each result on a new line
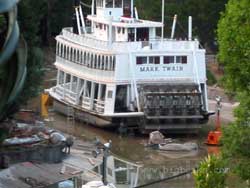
top-left (56, 42), bottom-right (116, 71)
top-left (96, 0), bottom-right (122, 8)
top-left (136, 56), bottom-right (188, 65)
top-left (95, 23), bottom-right (126, 35)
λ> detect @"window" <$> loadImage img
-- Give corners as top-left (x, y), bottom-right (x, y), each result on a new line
top-left (108, 90), bottom-right (113, 98)
top-left (99, 24), bottom-right (103, 29)
top-left (164, 56), bottom-right (174, 64)
top-left (122, 28), bottom-right (125, 34)
top-left (136, 57), bottom-right (147, 65)
top-left (176, 56), bottom-right (187, 64)
top-left (101, 85), bottom-right (106, 100)
top-left (149, 56), bottom-right (160, 64)
top-left (181, 56), bottom-right (187, 64)
top-left (106, 0), bottom-right (113, 8)
top-left (115, 0), bottom-right (122, 8)
top-left (118, 27), bottom-right (121, 34)
top-left (176, 56), bottom-right (181, 64)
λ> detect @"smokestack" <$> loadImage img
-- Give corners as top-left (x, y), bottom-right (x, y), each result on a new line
top-left (188, 16), bottom-right (192, 41)
top-left (171, 14), bottom-right (177, 39)
top-left (72, 0), bottom-right (80, 34)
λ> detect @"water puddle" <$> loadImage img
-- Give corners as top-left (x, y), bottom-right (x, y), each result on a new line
top-left (47, 113), bottom-right (208, 188)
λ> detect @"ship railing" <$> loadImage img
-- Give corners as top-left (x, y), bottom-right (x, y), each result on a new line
top-left (56, 56), bottom-right (115, 80)
top-left (64, 89), bottom-right (77, 104)
top-left (54, 85), bottom-right (77, 104)
top-left (61, 28), bottom-right (200, 52)
top-left (62, 28), bottom-right (109, 50)
top-left (93, 99), bottom-right (105, 113)
top-left (54, 86), bottom-right (64, 97)
top-left (82, 97), bottom-right (91, 109)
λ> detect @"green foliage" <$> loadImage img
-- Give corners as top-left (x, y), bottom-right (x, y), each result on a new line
top-left (217, 0), bottom-right (250, 182)
top-left (136, 0), bottom-right (227, 50)
top-left (17, 47), bottom-right (44, 104)
top-left (18, 0), bottom-right (47, 46)
top-left (16, 0), bottom-right (46, 104)
top-left (193, 155), bottom-right (227, 188)
top-left (222, 123), bottom-right (250, 181)
top-left (206, 69), bottom-right (217, 86)
top-left (217, 0), bottom-right (250, 93)
top-left (49, 0), bottom-right (73, 36)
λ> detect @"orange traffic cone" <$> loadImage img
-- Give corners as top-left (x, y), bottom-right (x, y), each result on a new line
top-left (206, 96), bottom-right (222, 146)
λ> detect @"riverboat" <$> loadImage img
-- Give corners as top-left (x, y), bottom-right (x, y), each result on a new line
top-left (48, 0), bottom-right (213, 132)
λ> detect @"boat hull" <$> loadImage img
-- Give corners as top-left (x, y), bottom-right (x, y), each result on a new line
top-left (51, 98), bottom-right (209, 133)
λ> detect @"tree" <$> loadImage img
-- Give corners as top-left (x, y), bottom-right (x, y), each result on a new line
top-left (217, 0), bottom-right (250, 93)
top-left (217, 0), bottom-right (250, 182)
top-left (136, 0), bottom-right (227, 51)
top-left (17, 0), bottom-right (47, 104)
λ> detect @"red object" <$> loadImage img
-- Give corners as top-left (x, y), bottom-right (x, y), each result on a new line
top-left (206, 131), bottom-right (222, 145)
top-left (206, 104), bottom-right (222, 146)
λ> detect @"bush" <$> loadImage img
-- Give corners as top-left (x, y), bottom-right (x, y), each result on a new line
top-left (193, 155), bottom-right (227, 188)
top-left (206, 69), bottom-right (217, 86)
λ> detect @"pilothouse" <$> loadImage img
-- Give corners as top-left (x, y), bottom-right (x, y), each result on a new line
top-left (48, 0), bottom-right (213, 132)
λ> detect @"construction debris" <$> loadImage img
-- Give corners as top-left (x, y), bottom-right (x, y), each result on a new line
top-left (158, 142), bottom-right (198, 151)
top-left (148, 131), bottom-right (172, 145)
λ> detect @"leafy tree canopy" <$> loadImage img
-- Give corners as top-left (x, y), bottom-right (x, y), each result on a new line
top-left (217, 0), bottom-right (250, 182)
top-left (136, 0), bottom-right (227, 50)
top-left (217, 0), bottom-right (250, 92)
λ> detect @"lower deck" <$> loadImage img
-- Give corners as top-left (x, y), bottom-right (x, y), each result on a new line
top-left (52, 97), bottom-right (209, 133)
top-left (48, 68), bottom-right (212, 131)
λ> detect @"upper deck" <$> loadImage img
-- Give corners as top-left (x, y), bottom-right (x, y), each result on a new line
top-left (59, 27), bottom-right (202, 53)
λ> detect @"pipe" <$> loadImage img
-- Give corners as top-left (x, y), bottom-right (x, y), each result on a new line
top-left (188, 16), bottom-right (192, 41)
top-left (79, 5), bottom-right (86, 33)
top-left (161, 0), bottom-right (165, 40)
top-left (134, 6), bottom-right (139, 20)
top-left (171, 14), bottom-right (177, 39)
top-left (131, 0), bottom-right (134, 18)
top-left (75, 7), bottom-right (82, 35)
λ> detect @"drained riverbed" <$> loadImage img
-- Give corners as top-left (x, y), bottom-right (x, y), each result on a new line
top-left (46, 112), bottom-right (211, 188)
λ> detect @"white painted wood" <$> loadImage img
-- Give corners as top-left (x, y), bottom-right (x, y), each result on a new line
top-left (50, 0), bottom-right (210, 116)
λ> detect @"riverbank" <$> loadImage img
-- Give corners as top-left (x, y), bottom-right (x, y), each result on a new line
top-left (0, 117), bottom-right (103, 188)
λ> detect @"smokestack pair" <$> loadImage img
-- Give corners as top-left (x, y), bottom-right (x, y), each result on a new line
top-left (72, 0), bottom-right (80, 34)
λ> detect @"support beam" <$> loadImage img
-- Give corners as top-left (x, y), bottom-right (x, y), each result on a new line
top-left (76, 77), bottom-right (81, 104)
top-left (98, 84), bottom-right (103, 100)
top-left (56, 70), bottom-right (60, 86)
top-left (70, 75), bottom-right (73, 91)
top-left (108, 16), bottom-right (113, 48)
top-left (83, 81), bottom-right (87, 97)
top-left (90, 82), bottom-right (95, 110)
top-left (63, 72), bottom-right (67, 98)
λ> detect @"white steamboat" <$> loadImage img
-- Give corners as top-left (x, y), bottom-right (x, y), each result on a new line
top-left (48, 0), bottom-right (212, 132)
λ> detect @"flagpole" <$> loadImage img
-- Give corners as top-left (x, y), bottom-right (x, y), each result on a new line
top-left (161, 0), bottom-right (165, 41)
